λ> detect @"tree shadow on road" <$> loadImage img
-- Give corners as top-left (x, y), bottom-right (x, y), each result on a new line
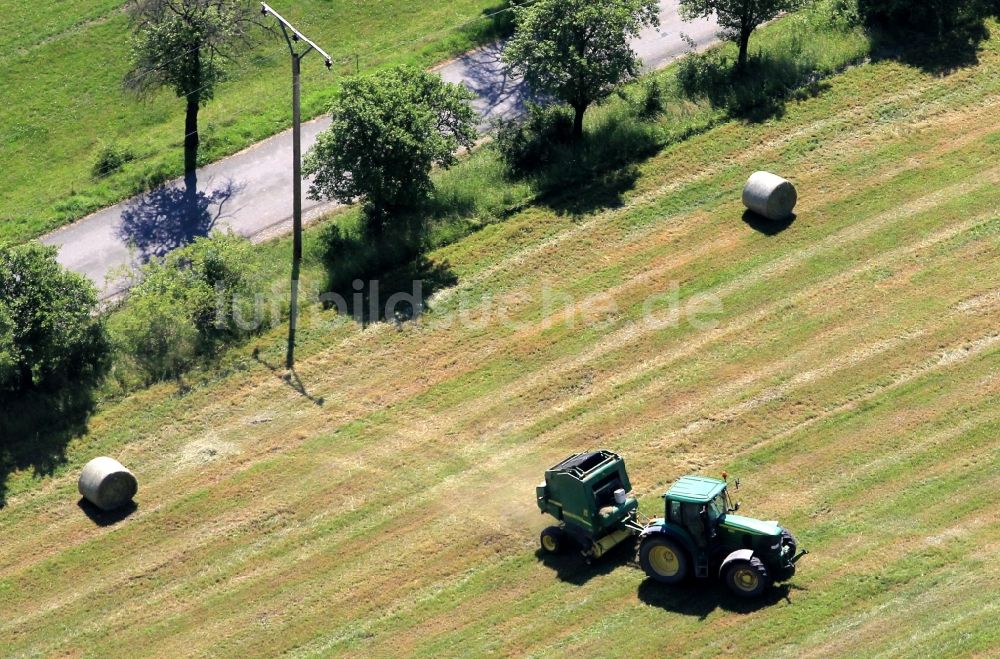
top-left (118, 178), bottom-right (241, 263)
top-left (454, 40), bottom-right (538, 129)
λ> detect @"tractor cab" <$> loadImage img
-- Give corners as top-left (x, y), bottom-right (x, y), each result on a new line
top-left (661, 475), bottom-right (732, 550)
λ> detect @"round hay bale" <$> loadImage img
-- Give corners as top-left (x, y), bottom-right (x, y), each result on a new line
top-left (78, 457), bottom-right (137, 511)
top-left (742, 171), bottom-right (798, 221)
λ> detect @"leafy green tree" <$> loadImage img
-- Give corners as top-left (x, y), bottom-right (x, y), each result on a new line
top-left (304, 66), bottom-right (477, 232)
top-left (126, 0), bottom-right (258, 190)
top-left (680, 0), bottom-right (802, 69)
top-left (502, 0), bottom-right (660, 139)
top-left (0, 243), bottom-right (106, 393)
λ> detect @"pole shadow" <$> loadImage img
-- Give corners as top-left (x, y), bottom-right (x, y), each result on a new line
top-left (252, 350), bottom-right (325, 407)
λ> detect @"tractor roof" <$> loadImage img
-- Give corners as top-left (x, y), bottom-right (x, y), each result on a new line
top-left (665, 475), bottom-right (727, 503)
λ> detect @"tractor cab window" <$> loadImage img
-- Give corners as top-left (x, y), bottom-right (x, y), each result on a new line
top-left (707, 493), bottom-right (728, 524)
top-left (668, 500), bottom-right (682, 524)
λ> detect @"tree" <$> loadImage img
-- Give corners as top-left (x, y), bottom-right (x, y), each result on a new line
top-left (502, 0), bottom-right (660, 139)
top-left (0, 243), bottom-right (106, 393)
top-left (126, 0), bottom-right (258, 194)
top-left (304, 66), bottom-right (477, 232)
top-left (680, 0), bottom-right (802, 69)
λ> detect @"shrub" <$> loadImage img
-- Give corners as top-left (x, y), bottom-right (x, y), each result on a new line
top-left (0, 242), bottom-right (108, 394)
top-left (492, 103), bottom-right (576, 176)
top-left (107, 232), bottom-right (266, 384)
top-left (92, 143), bottom-right (135, 179)
top-left (108, 290), bottom-right (200, 383)
top-left (636, 78), bottom-right (668, 119)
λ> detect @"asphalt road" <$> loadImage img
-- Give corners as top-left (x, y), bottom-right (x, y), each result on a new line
top-left (41, 1), bottom-right (718, 298)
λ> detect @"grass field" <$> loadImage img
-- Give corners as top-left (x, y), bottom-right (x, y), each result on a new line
top-left (2, 24), bottom-right (1000, 657)
top-left (0, 0), bottom-right (507, 245)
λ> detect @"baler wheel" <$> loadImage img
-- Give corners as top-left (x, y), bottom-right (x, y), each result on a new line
top-left (639, 536), bottom-right (689, 584)
top-left (540, 526), bottom-right (566, 554)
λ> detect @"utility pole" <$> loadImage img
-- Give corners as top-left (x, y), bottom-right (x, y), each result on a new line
top-left (261, 2), bottom-right (332, 370)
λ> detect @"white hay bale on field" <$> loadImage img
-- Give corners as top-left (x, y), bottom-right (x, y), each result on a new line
top-left (78, 457), bottom-right (137, 511)
top-left (742, 171), bottom-right (798, 221)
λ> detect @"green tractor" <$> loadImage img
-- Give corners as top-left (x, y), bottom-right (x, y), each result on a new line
top-left (536, 450), bottom-right (806, 598)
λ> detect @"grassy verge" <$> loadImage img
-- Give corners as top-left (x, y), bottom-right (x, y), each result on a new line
top-left (0, 0), bottom-right (512, 244)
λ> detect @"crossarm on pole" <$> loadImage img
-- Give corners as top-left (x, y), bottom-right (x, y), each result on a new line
top-left (261, 2), bottom-right (333, 67)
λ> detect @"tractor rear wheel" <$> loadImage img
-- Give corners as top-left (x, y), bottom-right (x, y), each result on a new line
top-left (724, 557), bottom-right (771, 598)
top-left (639, 536), bottom-right (689, 584)
top-left (540, 526), bottom-right (567, 554)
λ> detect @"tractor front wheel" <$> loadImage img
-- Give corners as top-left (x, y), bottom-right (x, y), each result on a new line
top-left (639, 536), bottom-right (689, 584)
top-left (540, 526), bottom-right (567, 554)
top-left (724, 558), bottom-right (771, 598)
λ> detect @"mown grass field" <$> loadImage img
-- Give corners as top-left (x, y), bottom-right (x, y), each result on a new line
top-left (0, 0), bottom-right (506, 244)
top-left (3, 26), bottom-right (1000, 657)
